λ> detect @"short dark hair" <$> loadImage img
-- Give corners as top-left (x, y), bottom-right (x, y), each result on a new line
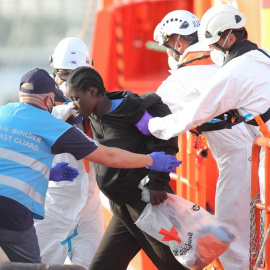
top-left (221, 27), bottom-right (247, 41)
top-left (66, 66), bottom-right (106, 95)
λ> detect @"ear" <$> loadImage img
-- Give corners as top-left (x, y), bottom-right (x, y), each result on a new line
top-left (44, 96), bottom-right (50, 106)
top-left (228, 33), bottom-right (237, 47)
top-left (88, 87), bottom-right (98, 97)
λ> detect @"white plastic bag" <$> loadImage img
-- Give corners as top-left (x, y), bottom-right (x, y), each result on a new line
top-left (135, 191), bottom-right (235, 269)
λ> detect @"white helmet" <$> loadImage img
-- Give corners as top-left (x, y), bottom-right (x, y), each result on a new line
top-left (50, 37), bottom-right (90, 69)
top-left (154, 10), bottom-right (200, 45)
top-left (198, 4), bottom-right (247, 45)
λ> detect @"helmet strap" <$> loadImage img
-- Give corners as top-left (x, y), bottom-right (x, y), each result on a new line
top-left (164, 44), bottom-right (181, 58)
top-left (214, 29), bottom-right (232, 53)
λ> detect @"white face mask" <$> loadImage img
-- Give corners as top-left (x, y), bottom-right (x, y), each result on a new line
top-left (210, 49), bottom-right (227, 67)
top-left (59, 81), bottom-right (67, 94)
top-left (168, 55), bottom-right (179, 72)
top-left (58, 81), bottom-right (72, 103)
top-left (210, 29), bottom-right (232, 67)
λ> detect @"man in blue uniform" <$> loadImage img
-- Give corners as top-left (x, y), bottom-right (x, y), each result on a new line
top-left (0, 68), bottom-right (181, 263)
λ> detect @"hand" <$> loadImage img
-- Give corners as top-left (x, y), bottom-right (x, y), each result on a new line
top-left (135, 110), bottom-right (153, 136)
top-left (74, 116), bottom-right (83, 125)
top-left (65, 115), bottom-right (83, 125)
top-left (50, 162), bottom-right (79, 182)
top-left (147, 151), bottom-right (182, 173)
top-left (150, 190), bottom-right (168, 205)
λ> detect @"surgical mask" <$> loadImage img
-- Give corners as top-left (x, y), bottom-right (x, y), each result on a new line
top-left (59, 81), bottom-right (67, 95)
top-left (210, 49), bottom-right (228, 67)
top-left (168, 55), bottom-right (179, 72)
top-left (59, 81), bottom-right (71, 103)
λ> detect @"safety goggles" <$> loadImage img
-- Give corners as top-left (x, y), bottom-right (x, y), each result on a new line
top-left (53, 69), bottom-right (71, 81)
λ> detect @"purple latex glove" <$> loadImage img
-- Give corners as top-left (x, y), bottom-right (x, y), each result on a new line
top-left (74, 116), bottom-right (83, 125)
top-left (135, 110), bottom-right (153, 136)
top-left (50, 162), bottom-right (79, 182)
top-left (147, 151), bottom-right (182, 173)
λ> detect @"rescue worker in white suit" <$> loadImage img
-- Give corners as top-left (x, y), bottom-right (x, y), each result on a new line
top-left (137, 9), bottom-right (256, 270)
top-left (34, 37), bottom-right (104, 269)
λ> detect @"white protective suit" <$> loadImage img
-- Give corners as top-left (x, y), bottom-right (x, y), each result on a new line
top-left (35, 104), bottom-right (104, 270)
top-left (155, 42), bottom-right (254, 270)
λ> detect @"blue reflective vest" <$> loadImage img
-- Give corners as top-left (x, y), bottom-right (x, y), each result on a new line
top-left (0, 103), bottom-right (72, 219)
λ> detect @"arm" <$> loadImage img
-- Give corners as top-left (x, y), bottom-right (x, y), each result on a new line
top-left (52, 126), bottom-right (180, 171)
top-left (148, 71), bottom-right (242, 140)
top-left (84, 145), bottom-right (180, 171)
top-left (145, 98), bottom-right (180, 205)
top-left (84, 144), bottom-right (153, 168)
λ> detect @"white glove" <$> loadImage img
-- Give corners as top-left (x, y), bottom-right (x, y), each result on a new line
top-left (52, 103), bottom-right (77, 121)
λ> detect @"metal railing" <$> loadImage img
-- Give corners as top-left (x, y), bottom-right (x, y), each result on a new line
top-left (250, 136), bottom-right (270, 270)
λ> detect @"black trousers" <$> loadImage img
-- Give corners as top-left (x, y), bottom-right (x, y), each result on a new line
top-left (89, 198), bottom-right (187, 270)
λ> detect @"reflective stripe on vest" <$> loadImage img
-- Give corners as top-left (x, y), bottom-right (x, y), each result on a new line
top-left (0, 147), bottom-right (50, 177)
top-left (0, 147), bottom-right (49, 206)
top-left (0, 175), bottom-right (45, 206)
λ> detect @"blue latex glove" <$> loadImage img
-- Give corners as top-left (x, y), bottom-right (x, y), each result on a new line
top-left (210, 226), bottom-right (235, 244)
top-left (50, 162), bottom-right (79, 182)
top-left (135, 110), bottom-right (153, 136)
top-left (147, 151), bottom-right (182, 173)
top-left (198, 225), bottom-right (235, 244)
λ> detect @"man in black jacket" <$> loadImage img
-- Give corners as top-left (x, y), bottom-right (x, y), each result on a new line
top-left (66, 66), bottom-right (186, 270)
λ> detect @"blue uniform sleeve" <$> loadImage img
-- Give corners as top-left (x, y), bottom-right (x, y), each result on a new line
top-left (51, 126), bottom-right (99, 160)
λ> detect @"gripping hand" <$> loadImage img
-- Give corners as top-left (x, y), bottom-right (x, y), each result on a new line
top-left (135, 110), bottom-right (153, 136)
top-left (50, 162), bottom-right (79, 182)
top-left (147, 151), bottom-right (182, 173)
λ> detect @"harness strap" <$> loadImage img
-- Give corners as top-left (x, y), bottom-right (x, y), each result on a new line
top-left (197, 120), bottom-right (235, 133)
top-left (191, 110), bottom-right (242, 135)
top-left (179, 51), bottom-right (213, 68)
top-left (254, 115), bottom-right (270, 138)
top-left (258, 48), bottom-right (270, 58)
top-left (232, 107), bottom-right (270, 127)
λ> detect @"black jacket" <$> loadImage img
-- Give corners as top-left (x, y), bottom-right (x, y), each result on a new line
top-left (90, 90), bottom-right (179, 205)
